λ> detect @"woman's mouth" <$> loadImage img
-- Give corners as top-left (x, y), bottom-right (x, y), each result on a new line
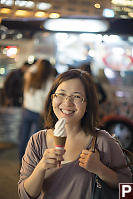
top-left (60, 109), bottom-right (75, 116)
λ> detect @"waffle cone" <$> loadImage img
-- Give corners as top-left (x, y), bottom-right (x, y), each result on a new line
top-left (54, 136), bottom-right (66, 147)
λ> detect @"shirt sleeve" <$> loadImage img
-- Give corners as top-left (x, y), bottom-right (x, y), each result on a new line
top-left (18, 130), bottom-right (47, 199)
top-left (97, 130), bottom-right (132, 183)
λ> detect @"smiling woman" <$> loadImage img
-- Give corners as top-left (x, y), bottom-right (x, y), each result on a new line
top-left (18, 69), bottom-right (132, 199)
top-left (44, 69), bottom-right (99, 134)
top-left (51, 78), bottom-right (87, 128)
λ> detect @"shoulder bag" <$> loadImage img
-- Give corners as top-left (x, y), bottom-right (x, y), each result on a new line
top-left (90, 136), bottom-right (133, 199)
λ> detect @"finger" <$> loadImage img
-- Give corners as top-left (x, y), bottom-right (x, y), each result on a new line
top-left (44, 156), bottom-right (58, 168)
top-left (79, 162), bottom-right (85, 168)
top-left (55, 149), bottom-right (65, 155)
top-left (46, 158), bottom-right (58, 165)
top-left (45, 162), bottom-right (57, 169)
top-left (46, 152), bottom-right (64, 162)
top-left (79, 158), bottom-right (86, 164)
top-left (43, 152), bottom-right (57, 159)
top-left (43, 148), bottom-right (58, 156)
top-left (80, 153), bottom-right (86, 159)
top-left (81, 149), bottom-right (90, 154)
top-left (82, 150), bottom-right (95, 156)
top-left (56, 155), bottom-right (64, 161)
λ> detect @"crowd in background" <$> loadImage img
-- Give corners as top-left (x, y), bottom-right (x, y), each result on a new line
top-left (2, 59), bottom-right (58, 163)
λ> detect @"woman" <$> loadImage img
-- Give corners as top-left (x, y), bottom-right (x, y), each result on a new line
top-left (19, 59), bottom-right (54, 162)
top-left (18, 69), bottom-right (132, 199)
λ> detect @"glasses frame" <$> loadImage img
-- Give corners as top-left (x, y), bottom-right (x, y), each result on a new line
top-left (51, 93), bottom-right (86, 104)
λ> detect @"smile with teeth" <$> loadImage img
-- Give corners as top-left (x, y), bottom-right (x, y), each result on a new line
top-left (61, 109), bottom-right (75, 115)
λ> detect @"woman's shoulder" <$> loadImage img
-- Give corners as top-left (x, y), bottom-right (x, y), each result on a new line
top-left (96, 128), bottom-right (116, 145)
top-left (31, 129), bottom-right (47, 141)
top-left (26, 129), bottom-right (48, 156)
top-left (95, 128), bottom-right (124, 157)
top-left (30, 129), bottom-right (53, 145)
top-left (29, 129), bottom-right (54, 152)
top-left (29, 129), bottom-right (47, 147)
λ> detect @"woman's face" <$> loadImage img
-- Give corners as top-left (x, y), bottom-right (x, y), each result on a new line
top-left (52, 78), bottom-right (87, 125)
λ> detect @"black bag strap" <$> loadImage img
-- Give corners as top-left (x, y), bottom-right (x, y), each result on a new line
top-left (90, 135), bottom-right (133, 169)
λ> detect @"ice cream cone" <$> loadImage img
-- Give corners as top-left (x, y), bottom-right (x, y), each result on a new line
top-left (54, 136), bottom-right (66, 150)
top-left (53, 118), bottom-right (67, 167)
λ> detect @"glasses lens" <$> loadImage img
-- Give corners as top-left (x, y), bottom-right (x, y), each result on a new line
top-left (73, 96), bottom-right (83, 104)
top-left (53, 93), bottom-right (84, 104)
top-left (53, 93), bottom-right (65, 101)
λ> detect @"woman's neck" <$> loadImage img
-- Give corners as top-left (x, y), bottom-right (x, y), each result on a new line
top-left (65, 123), bottom-right (84, 138)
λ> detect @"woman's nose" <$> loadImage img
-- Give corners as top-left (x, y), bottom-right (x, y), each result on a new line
top-left (64, 96), bottom-right (74, 104)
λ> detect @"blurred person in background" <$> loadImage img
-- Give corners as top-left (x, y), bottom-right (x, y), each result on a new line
top-left (3, 61), bottom-right (31, 107)
top-left (80, 63), bottom-right (107, 104)
top-left (19, 59), bottom-right (54, 163)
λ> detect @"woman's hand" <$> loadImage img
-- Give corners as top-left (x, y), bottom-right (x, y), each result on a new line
top-left (23, 148), bottom-right (65, 198)
top-left (79, 149), bottom-right (119, 188)
top-left (37, 148), bottom-right (65, 171)
top-left (79, 149), bottom-right (101, 174)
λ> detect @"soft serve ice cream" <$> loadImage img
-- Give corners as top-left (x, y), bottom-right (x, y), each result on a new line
top-left (53, 118), bottom-right (67, 150)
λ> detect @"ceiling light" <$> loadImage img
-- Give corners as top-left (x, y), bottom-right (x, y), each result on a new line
top-left (0, 8), bottom-right (12, 14)
top-left (44, 18), bottom-right (109, 33)
top-left (103, 9), bottom-right (115, 18)
top-left (49, 13), bottom-right (60, 19)
top-left (37, 2), bottom-right (51, 10)
top-left (94, 4), bottom-right (101, 9)
top-left (35, 11), bottom-right (47, 18)
top-left (15, 0), bottom-right (34, 8)
top-left (112, 0), bottom-right (133, 7)
top-left (15, 10), bottom-right (32, 17)
top-left (1, 0), bottom-right (13, 6)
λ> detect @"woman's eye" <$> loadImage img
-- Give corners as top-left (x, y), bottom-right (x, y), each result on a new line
top-left (74, 95), bottom-right (81, 99)
top-left (58, 93), bottom-right (66, 97)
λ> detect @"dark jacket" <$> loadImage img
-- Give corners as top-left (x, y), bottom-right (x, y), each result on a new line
top-left (3, 69), bottom-right (24, 107)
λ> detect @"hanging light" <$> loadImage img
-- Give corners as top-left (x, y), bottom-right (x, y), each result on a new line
top-left (44, 18), bottom-right (109, 33)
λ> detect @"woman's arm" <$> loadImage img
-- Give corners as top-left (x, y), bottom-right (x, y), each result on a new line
top-left (79, 149), bottom-right (119, 188)
top-left (96, 158), bottom-right (119, 187)
top-left (23, 162), bottom-right (46, 198)
top-left (24, 148), bottom-right (64, 198)
top-left (18, 131), bottom-right (65, 199)
top-left (23, 71), bottom-right (31, 91)
top-left (79, 132), bottom-right (132, 188)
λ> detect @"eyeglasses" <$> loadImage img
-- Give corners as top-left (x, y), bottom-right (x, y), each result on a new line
top-left (52, 93), bottom-right (86, 104)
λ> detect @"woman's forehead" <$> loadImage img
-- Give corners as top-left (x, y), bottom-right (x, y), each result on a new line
top-left (56, 78), bottom-right (86, 94)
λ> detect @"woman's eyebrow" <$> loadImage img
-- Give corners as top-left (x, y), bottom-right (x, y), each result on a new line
top-left (57, 90), bottom-right (82, 95)
top-left (73, 92), bottom-right (81, 95)
top-left (57, 89), bottom-right (65, 92)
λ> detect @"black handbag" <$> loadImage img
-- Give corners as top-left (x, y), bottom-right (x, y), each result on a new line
top-left (91, 175), bottom-right (118, 199)
top-left (90, 136), bottom-right (133, 199)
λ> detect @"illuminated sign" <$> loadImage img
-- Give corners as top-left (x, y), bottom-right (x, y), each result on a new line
top-left (103, 53), bottom-right (133, 70)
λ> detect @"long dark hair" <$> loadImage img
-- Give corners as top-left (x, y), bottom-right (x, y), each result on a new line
top-left (25, 59), bottom-right (53, 90)
top-left (44, 69), bottom-right (100, 135)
